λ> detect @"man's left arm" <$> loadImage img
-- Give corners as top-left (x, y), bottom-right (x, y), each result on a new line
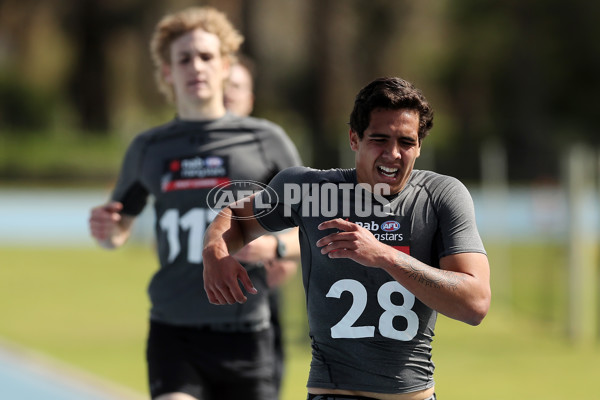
top-left (316, 218), bottom-right (490, 326)
top-left (390, 250), bottom-right (490, 326)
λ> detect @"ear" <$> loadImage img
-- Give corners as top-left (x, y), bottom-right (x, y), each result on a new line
top-left (349, 129), bottom-right (360, 151)
top-left (416, 140), bottom-right (422, 158)
top-left (162, 64), bottom-right (173, 84)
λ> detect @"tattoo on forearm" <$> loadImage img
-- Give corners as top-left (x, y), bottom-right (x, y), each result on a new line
top-left (395, 255), bottom-right (465, 290)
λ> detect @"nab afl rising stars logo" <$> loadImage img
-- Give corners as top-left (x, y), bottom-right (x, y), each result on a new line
top-left (161, 155), bottom-right (229, 192)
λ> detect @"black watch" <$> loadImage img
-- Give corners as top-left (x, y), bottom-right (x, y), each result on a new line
top-left (273, 235), bottom-right (287, 259)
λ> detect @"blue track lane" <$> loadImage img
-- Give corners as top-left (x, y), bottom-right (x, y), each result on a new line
top-left (0, 343), bottom-right (144, 400)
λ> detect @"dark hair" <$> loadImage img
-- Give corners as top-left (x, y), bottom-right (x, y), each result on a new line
top-left (349, 77), bottom-right (434, 141)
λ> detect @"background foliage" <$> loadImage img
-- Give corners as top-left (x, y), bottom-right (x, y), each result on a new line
top-left (1, 0), bottom-right (599, 182)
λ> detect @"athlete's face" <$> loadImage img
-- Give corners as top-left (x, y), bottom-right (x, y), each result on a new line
top-left (163, 29), bottom-right (229, 110)
top-left (224, 64), bottom-right (254, 117)
top-left (350, 108), bottom-right (421, 195)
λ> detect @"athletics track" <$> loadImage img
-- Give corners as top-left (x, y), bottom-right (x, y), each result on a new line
top-left (0, 339), bottom-right (144, 400)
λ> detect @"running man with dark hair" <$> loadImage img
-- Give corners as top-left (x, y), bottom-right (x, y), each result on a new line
top-left (203, 76), bottom-right (491, 400)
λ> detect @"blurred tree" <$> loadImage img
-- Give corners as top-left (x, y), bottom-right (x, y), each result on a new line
top-left (0, 0), bottom-right (59, 134)
top-left (438, 0), bottom-right (600, 182)
top-left (274, 0), bottom-right (414, 169)
top-left (0, 72), bottom-right (56, 132)
top-left (2, 0), bottom-right (599, 183)
top-left (352, 0), bottom-right (413, 83)
top-left (303, 0), bottom-right (345, 169)
top-left (61, 0), bottom-right (156, 134)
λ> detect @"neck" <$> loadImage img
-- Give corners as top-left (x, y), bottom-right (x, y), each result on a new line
top-left (177, 97), bottom-right (227, 121)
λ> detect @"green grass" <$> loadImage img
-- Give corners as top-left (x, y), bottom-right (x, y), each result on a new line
top-left (0, 246), bottom-right (153, 392)
top-left (1, 245), bottom-right (598, 400)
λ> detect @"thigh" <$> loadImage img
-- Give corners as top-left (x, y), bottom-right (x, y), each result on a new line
top-left (146, 321), bottom-right (212, 399)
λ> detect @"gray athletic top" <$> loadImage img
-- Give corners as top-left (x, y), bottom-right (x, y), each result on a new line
top-left (253, 166), bottom-right (485, 394)
top-left (110, 114), bottom-right (301, 327)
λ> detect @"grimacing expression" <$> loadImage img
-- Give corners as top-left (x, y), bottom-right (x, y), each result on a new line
top-left (163, 28), bottom-right (229, 107)
top-left (350, 108), bottom-right (421, 195)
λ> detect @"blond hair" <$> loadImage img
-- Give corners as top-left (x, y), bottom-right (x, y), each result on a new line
top-left (150, 6), bottom-right (244, 103)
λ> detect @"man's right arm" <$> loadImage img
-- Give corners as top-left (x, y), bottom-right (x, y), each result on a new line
top-left (89, 201), bottom-right (135, 249)
top-left (202, 193), bottom-right (272, 304)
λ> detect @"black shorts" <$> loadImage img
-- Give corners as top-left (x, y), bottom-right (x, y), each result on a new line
top-left (307, 394), bottom-right (437, 400)
top-left (147, 320), bottom-right (277, 400)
